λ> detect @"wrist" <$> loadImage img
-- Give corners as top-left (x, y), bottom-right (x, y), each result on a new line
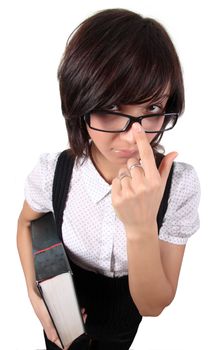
top-left (28, 285), bottom-right (41, 301)
top-left (125, 222), bottom-right (158, 241)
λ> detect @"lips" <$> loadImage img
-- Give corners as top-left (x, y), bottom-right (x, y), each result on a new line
top-left (115, 149), bottom-right (137, 153)
top-left (113, 149), bottom-right (138, 157)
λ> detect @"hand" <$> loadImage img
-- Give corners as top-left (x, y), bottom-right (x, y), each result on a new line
top-left (30, 292), bottom-right (88, 349)
top-left (111, 123), bottom-right (178, 234)
top-left (81, 307), bottom-right (88, 323)
top-left (29, 291), bottom-right (63, 348)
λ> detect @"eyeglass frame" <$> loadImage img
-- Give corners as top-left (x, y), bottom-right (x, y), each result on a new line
top-left (83, 109), bottom-right (179, 133)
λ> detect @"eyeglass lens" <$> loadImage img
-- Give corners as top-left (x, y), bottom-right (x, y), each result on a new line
top-left (89, 111), bottom-right (175, 132)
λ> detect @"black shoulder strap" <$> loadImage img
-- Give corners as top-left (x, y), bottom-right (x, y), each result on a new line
top-left (52, 150), bottom-right (75, 240)
top-left (52, 151), bottom-right (174, 238)
top-left (156, 154), bottom-right (174, 231)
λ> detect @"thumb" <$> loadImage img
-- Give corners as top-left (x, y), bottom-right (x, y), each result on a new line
top-left (159, 152), bottom-right (178, 184)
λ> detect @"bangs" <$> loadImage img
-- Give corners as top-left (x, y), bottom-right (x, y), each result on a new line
top-left (101, 63), bottom-right (172, 107)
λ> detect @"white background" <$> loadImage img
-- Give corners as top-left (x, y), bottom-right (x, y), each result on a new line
top-left (0, 0), bottom-right (223, 349)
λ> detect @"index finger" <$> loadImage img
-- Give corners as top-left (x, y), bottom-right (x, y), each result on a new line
top-left (132, 123), bottom-right (158, 178)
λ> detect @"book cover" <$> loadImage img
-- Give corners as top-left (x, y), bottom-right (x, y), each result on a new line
top-left (31, 212), bottom-right (85, 349)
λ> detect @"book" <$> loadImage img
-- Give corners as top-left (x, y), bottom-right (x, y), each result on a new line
top-left (31, 212), bottom-right (85, 349)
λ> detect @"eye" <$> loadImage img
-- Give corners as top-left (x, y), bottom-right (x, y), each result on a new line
top-left (147, 104), bottom-right (163, 114)
top-left (105, 104), bottom-right (119, 111)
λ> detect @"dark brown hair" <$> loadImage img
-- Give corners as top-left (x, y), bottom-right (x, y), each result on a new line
top-left (58, 8), bottom-right (184, 163)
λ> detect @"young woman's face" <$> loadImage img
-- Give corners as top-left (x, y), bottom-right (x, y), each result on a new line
top-left (86, 94), bottom-right (169, 177)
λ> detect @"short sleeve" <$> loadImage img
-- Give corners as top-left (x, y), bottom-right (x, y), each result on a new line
top-left (24, 153), bottom-right (60, 213)
top-left (159, 162), bottom-right (201, 245)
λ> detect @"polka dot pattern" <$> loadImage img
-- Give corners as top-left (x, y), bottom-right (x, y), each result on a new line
top-left (25, 153), bottom-right (200, 277)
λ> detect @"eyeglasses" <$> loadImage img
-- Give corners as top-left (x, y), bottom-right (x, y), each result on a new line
top-left (84, 110), bottom-right (179, 133)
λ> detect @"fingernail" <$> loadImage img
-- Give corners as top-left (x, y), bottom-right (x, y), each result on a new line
top-left (172, 152), bottom-right (178, 161)
top-left (133, 123), bottom-right (142, 132)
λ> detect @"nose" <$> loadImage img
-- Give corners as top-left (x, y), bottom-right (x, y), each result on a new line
top-left (119, 123), bottom-right (138, 144)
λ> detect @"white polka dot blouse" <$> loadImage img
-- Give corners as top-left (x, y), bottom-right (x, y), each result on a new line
top-left (25, 153), bottom-right (200, 277)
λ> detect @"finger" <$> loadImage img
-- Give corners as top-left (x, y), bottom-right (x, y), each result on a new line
top-left (111, 175), bottom-right (121, 210)
top-left (83, 313), bottom-right (87, 323)
top-left (127, 158), bottom-right (145, 184)
top-left (127, 157), bottom-right (145, 175)
top-left (55, 338), bottom-right (63, 348)
top-left (159, 152), bottom-right (178, 185)
top-left (132, 123), bottom-right (158, 178)
top-left (117, 167), bottom-right (132, 189)
top-left (111, 168), bottom-right (131, 208)
top-left (46, 328), bottom-right (62, 348)
top-left (81, 308), bottom-right (88, 323)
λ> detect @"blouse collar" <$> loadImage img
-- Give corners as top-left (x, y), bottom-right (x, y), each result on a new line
top-left (81, 156), bottom-right (112, 204)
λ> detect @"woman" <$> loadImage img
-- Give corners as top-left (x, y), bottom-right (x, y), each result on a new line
top-left (17, 8), bottom-right (200, 350)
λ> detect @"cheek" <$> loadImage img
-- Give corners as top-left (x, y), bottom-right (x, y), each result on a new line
top-left (86, 126), bottom-right (95, 140)
top-left (87, 127), bottom-right (102, 144)
top-left (87, 127), bottom-right (114, 149)
top-left (147, 134), bottom-right (156, 144)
